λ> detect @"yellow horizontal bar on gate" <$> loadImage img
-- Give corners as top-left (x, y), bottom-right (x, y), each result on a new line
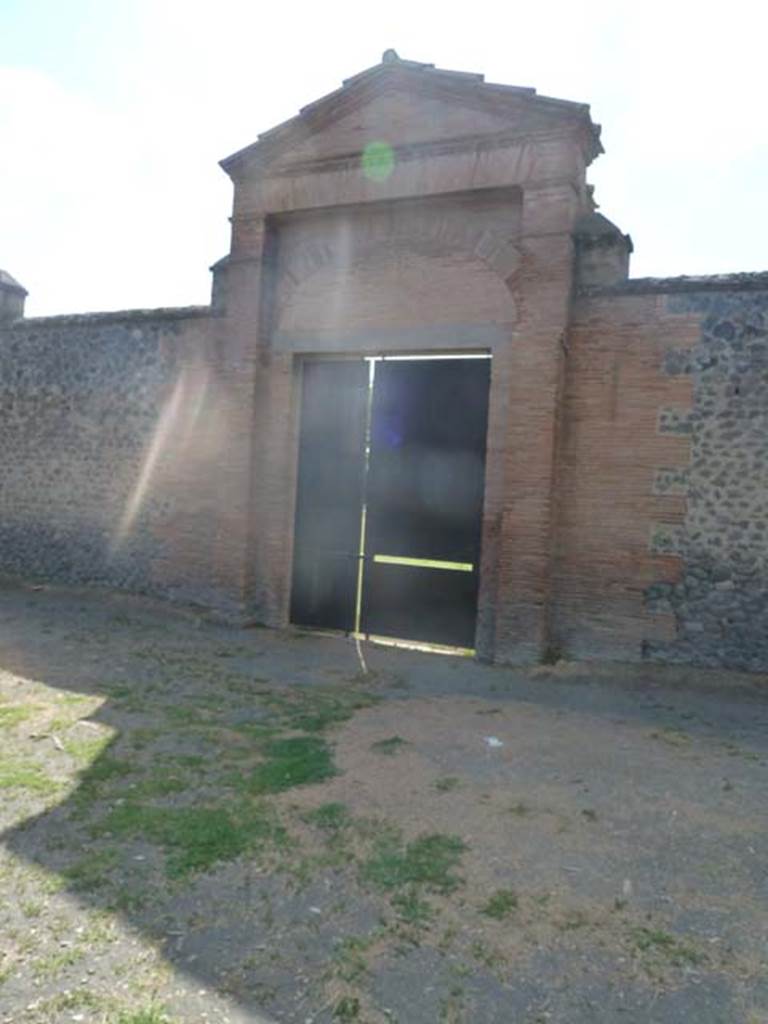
top-left (373, 554), bottom-right (473, 572)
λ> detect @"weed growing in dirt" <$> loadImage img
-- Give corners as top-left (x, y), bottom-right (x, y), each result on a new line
top-left (164, 754), bottom-right (205, 769)
top-left (64, 733), bottom-right (112, 767)
top-left (115, 1006), bottom-right (173, 1024)
top-left (304, 802), bottom-right (351, 831)
top-left (127, 727), bottom-right (162, 750)
top-left (40, 989), bottom-right (110, 1013)
top-left (332, 936), bottom-right (371, 982)
top-left (480, 889), bottom-right (518, 919)
top-left (650, 728), bottom-right (691, 747)
top-left (96, 801), bottom-right (286, 878)
top-left (392, 886), bottom-right (434, 925)
top-left (370, 736), bottom-right (408, 755)
top-left (0, 705), bottom-right (33, 728)
top-left (560, 910), bottom-right (589, 931)
top-left (508, 801), bottom-right (532, 817)
top-left (33, 944), bottom-right (86, 979)
top-left (469, 938), bottom-right (503, 969)
top-left (85, 755), bottom-right (133, 784)
top-left (631, 926), bottom-right (705, 966)
top-left (722, 741), bottom-right (763, 763)
top-left (0, 756), bottom-right (58, 794)
top-left (362, 833), bottom-right (466, 893)
top-left (63, 849), bottom-right (119, 891)
top-left (261, 686), bottom-right (379, 734)
top-left (434, 776), bottom-right (460, 792)
top-left (126, 774), bottom-right (188, 798)
top-left (334, 995), bottom-right (361, 1020)
top-left (250, 735), bottom-right (336, 794)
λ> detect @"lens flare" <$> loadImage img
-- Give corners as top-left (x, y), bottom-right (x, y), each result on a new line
top-left (361, 140), bottom-right (395, 182)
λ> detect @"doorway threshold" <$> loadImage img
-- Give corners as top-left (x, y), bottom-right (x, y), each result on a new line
top-left (289, 624), bottom-right (474, 658)
top-left (358, 633), bottom-right (475, 658)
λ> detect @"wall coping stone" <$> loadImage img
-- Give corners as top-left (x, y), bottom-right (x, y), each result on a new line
top-left (579, 272), bottom-right (768, 297)
top-left (0, 305), bottom-right (212, 330)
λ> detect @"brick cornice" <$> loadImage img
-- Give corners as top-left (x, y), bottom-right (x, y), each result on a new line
top-left (257, 125), bottom-right (594, 181)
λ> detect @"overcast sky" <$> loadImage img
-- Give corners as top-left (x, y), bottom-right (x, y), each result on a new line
top-left (2, 0), bottom-right (767, 316)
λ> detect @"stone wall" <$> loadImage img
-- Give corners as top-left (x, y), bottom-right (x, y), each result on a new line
top-left (564, 275), bottom-right (768, 671)
top-left (644, 278), bottom-right (768, 671)
top-left (3, 274), bottom-right (767, 670)
top-left (2, 275), bottom-right (767, 669)
top-left (0, 307), bottom-right (246, 612)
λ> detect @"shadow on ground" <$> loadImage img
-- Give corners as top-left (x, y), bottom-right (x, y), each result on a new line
top-left (1, 579), bottom-right (768, 1024)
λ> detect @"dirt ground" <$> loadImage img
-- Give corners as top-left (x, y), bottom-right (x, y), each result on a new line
top-left (0, 580), bottom-right (767, 1024)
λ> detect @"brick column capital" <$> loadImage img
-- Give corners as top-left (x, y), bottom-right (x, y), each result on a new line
top-left (522, 182), bottom-right (582, 236)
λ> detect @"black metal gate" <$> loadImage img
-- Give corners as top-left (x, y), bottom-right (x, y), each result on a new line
top-left (290, 356), bottom-right (491, 649)
top-left (289, 360), bottom-right (368, 632)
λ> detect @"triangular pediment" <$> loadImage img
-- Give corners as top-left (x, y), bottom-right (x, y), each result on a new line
top-left (221, 55), bottom-right (601, 178)
top-left (274, 91), bottom-right (519, 165)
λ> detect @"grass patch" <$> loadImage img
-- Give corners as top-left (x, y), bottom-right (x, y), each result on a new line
top-left (392, 886), bottom-right (434, 926)
top-left (332, 936), bottom-right (371, 982)
top-left (163, 754), bottom-right (206, 769)
top-left (126, 774), bottom-right (188, 798)
top-left (261, 686), bottom-right (378, 733)
top-left (561, 909), bottom-right (589, 931)
top-left (650, 728), bottom-right (690, 747)
top-left (434, 776), bottom-right (460, 792)
top-left (114, 1006), bottom-right (173, 1024)
top-left (334, 996), bottom-right (361, 1020)
top-left (64, 848), bottom-right (119, 891)
top-left (370, 736), bottom-right (408, 756)
top-left (64, 733), bottom-right (113, 767)
top-left (480, 888), bottom-right (518, 919)
top-left (85, 755), bottom-right (134, 784)
top-left (249, 735), bottom-right (336, 794)
top-left (304, 802), bottom-right (351, 831)
top-left (71, 755), bottom-right (134, 813)
top-left (39, 989), bottom-right (111, 1014)
top-left (632, 926), bottom-right (705, 966)
top-left (233, 722), bottom-right (281, 742)
top-left (508, 801), bottom-right (532, 817)
top-left (127, 727), bottom-right (161, 750)
top-left (33, 945), bottom-right (86, 978)
top-left (0, 705), bottom-right (33, 728)
top-left (0, 756), bottom-right (58, 794)
top-left (107, 888), bottom-right (149, 914)
top-left (163, 705), bottom-right (211, 727)
top-left (469, 938), bottom-right (504, 969)
top-left (97, 800), bottom-right (286, 878)
top-left (362, 833), bottom-right (466, 893)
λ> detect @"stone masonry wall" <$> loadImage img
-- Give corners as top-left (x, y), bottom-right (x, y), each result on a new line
top-left (0, 307), bottom-right (243, 611)
top-left (2, 275), bottom-right (766, 669)
top-left (564, 276), bottom-right (768, 671)
top-left (644, 279), bottom-right (768, 670)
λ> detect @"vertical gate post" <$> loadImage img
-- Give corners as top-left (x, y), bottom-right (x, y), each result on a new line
top-left (207, 213), bottom-right (271, 620)
top-left (491, 183), bottom-right (579, 663)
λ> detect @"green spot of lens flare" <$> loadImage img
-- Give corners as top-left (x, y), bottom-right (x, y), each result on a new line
top-left (362, 140), bottom-right (395, 182)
